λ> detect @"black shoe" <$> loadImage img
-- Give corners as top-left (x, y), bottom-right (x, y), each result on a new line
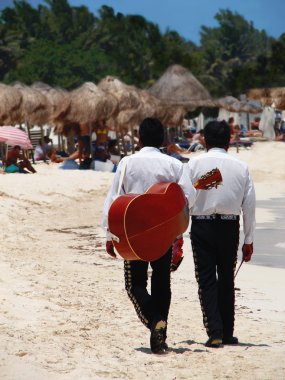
top-left (223, 336), bottom-right (239, 345)
top-left (150, 320), bottom-right (167, 354)
top-left (162, 342), bottom-right (168, 350)
top-left (205, 336), bottom-right (223, 348)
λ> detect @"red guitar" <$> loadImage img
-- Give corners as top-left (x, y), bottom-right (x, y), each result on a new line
top-left (108, 168), bottom-right (222, 261)
top-left (194, 168), bottom-right (222, 189)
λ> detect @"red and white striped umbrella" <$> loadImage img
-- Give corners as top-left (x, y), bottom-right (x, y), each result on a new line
top-left (0, 126), bottom-right (33, 149)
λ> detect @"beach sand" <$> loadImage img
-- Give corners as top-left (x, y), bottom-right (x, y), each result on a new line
top-left (0, 141), bottom-right (285, 380)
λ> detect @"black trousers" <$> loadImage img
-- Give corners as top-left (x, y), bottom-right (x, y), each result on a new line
top-left (190, 218), bottom-right (240, 338)
top-left (124, 248), bottom-right (172, 330)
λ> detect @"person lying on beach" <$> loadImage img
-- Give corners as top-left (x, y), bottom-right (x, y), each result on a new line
top-left (4, 145), bottom-right (36, 173)
top-left (166, 143), bottom-right (189, 162)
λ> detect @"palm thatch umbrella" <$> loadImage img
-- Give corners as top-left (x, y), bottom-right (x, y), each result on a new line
top-left (31, 82), bottom-right (71, 123)
top-left (247, 87), bottom-right (285, 110)
top-left (274, 97), bottom-right (285, 110)
top-left (0, 83), bottom-right (23, 125)
top-left (149, 65), bottom-right (263, 116)
top-left (214, 96), bottom-right (263, 113)
top-left (99, 75), bottom-right (191, 128)
top-left (148, 64), bottom-right (211, 103)
top-left (116, 89), bottom-right (164, 126)
top-left (98, 76), bottom-right (145, 153)
top-left (147, 65), bottom-right (217, 130)
top-left (12, 82), bottom-right (52, 125)
top-left (156, 103), bottom-right (187, 128)
top-left (52, 82), bottom-right (119, 130)
top-left (98, 76), bottom-right (141, 111)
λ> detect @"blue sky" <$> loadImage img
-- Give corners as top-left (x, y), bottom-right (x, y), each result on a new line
top-left (1, 0), bottom-right (284, 44)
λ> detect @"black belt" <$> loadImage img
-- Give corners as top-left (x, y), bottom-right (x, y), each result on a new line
top-left (192, 214), bottom-right (239, 221)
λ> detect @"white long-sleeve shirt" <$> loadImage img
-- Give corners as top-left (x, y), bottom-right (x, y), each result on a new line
top-left (185, 148), bottom-right (256, 244)
top-left (102, 147), bottom-right (196, 237)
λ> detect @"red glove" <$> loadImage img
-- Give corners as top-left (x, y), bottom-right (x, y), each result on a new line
top-left (106, 240), bottom-right (116, 258)
top-left (242, 243), bottom-right (253, 262)
top-left (171, 237), bottom-right (184, 272)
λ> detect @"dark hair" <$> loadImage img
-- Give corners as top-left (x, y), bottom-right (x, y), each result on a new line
top-left (139, 118), bottom-right (164, 147)
top-left (204, 120), bottom-right (231, 148)
top-left (13, 145), bottom-right (21, 150)
top-left (44, 136), bottom-right (51, 143)
top-left (228, 117), bottom-right (234, 124)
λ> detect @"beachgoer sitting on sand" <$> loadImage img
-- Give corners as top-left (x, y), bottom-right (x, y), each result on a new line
top-left (34, 139), bottom-right (45, 161)
top-left (4, 145), bottom-right (36, 173)
top-left (34, 136), bottom-right (54, 161)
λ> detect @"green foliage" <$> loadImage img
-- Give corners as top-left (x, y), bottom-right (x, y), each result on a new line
top-left (0, 1), bottom-right (284, 96)
top-left (6, 38), bottom-right (114, 88)
top-left (199, 9), bottom-right (274, 96)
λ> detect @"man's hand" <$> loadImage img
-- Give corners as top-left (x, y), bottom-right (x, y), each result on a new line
top-left (171, 237), bottom-right (184, 272)
top-left (242, 243), bottom-right (253, 262)
top-left (106, 240), bottom-right (116, 258)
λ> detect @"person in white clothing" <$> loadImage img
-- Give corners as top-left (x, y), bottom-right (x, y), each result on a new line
top-left (102, 118), bottom-right (197, 354)
top-left (185, 120), bottom-right (256, 348)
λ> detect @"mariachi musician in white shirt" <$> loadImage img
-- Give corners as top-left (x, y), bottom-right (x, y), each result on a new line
top-left (102, 118), bottom-right (199, 354)
top-left (184, 120), bottom-right (256, 348)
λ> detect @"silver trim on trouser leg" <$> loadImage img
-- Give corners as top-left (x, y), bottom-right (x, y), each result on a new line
top-left (124, 260), bottom-right (149, 327)
top-left (192, 243), bottom-right (209, 333)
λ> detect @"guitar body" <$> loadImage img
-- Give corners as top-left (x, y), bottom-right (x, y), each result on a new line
top-left (108, 182), bottom-right (189, 261)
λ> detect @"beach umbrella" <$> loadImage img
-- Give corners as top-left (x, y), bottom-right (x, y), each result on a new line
top-left (98, 76), bottom-right (145, 153)
top-left (0, 126), bottom-right (33, 149)
top-left (12, 82), bottom-right (52, 125)
top-left (148, 65), bottom-right (263, 115)
top-left (247, 87), bottom-right (285, 110)
top-left (31, 82), bottom-right (71, 122)
top-left (116, 89), bottom-right (164, 126)
top-left (98, 76), bottom-right (141, 111)
top-left (99, 74), bottom-right (199, 128)
top-left (52, 82), bottom-right (118, 128)
top-left (147, 64), bottom-right (218, 124)
top-left (98, 76), bottom-right (143, 127)
top-left (274, 97), bottom-right (285, 110)
top-left (157, 104), bottom-right (186, 128)
top-left (148, 64), bottom-right (211, 103)
top-left (214, 96), bottom-right (263, 114)
top-left (0, 84), bottom-right (23, 125)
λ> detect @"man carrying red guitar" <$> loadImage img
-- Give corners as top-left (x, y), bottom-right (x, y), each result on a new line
top-left (102, 118), bottom-right (201, 354)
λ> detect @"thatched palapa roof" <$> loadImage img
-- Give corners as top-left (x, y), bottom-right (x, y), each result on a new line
top-left (99, 76), bottom-right (160, 127)
top-left (31, 82), bottom-right (71, 122)
top-left (12, 82), bottom-right (52, 125)
top-left (149, 65), bottom-right (263, 115)
top-left (215, 96), bottom-right (263, 113)
top-left (148, 64), bottom-right (211, 103)
top-left (52, 82), bottom-right (118, 129)
top-left (0, 84), bottom-right (23, 125)
top-left (247, 87), bottom-right (285, 110)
